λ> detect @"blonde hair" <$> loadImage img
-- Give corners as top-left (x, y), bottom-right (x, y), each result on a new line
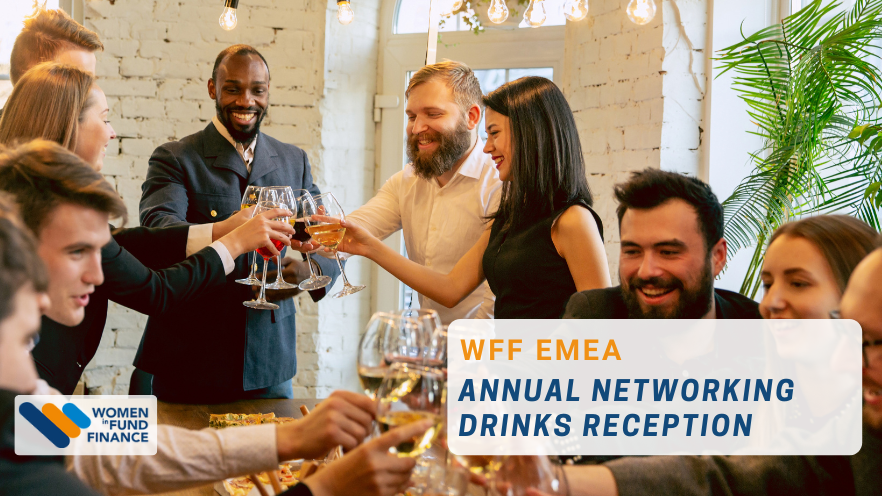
top-left (405, 60), bottom-right (483, 116)
top-left (10, 8), bottom-right (103, 85)
top-left (0, 62), bottom-right (95, 151)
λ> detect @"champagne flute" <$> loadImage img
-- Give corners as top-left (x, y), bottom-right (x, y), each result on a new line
top-left (376, 363), bottom-right (445, 458)
top-left (303, 192), bottom-right (365, 298)
top-left (243, 201), bottom-right (288, 310)
top-left (260, 186), bottom-right (299, 290)
top-left (235, 185), bottom-right (264, 286)
top-left (294, 192), bottom-right (332, 291)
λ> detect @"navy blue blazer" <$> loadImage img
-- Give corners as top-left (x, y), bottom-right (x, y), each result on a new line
top-left (137, 123), bottom-right (339, 392)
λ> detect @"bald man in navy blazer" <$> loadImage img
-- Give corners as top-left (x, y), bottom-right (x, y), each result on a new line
top-left (137, 45), bottom-right (339, 403)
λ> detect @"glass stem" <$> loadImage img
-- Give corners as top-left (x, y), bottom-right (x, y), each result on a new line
top-left (334, 252), bottom-right (350, 287)
top-left (259, 257), bottom-right (270, 302)
top-left (275, 254), bottom-right (285, 284)
top-left (248, 251), bottom-right (258, 279)
top-left (304, 252), bottom-right (317, 278)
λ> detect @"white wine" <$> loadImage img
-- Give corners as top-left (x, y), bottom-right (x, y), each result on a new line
top-left (452, 454), bottom-right (506, 476)
top-left (379, 369), bottom-right (423, 401)
top-left (376, 410), bottom-right (443, 457)
top-left (357, 366), bottom-right (387, 398)
top-left (305, 223), bottom-right (345, 249)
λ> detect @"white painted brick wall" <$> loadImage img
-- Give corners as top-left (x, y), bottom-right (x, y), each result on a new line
top-left (81, 0), bottom-right (380, 398)
top-left (563, 0), bottom-right (708, 281)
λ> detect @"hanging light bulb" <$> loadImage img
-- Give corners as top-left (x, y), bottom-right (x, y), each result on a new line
top-left (337, 0), bottom-right (355, 24)
top-left (218, 0), bottom-right (238, 31)
top-left (523, 0), bottom-right (546, 27)
top-left (451, 0), bottom-right (463, 11)
top-left (488, 0), bottom-right (509, 23)
top-left (626, 0), bottom-right (656, 25)
top-left (564, 0), bottom-right (588, 21)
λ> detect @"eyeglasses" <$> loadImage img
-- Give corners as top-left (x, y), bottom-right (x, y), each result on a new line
top-left (829, 310), bottom-right (882, 368)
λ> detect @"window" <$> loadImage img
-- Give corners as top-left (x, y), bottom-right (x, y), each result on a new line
top-left (0, 0), bottom-right (62, 107)
top-left (395, 0), bottom-right (566, 34)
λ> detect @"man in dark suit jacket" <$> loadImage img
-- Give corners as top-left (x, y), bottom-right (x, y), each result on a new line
top-left (564, 168), bottom-right (760, 321)
top-left (138, 45), bottom-right (340, 402)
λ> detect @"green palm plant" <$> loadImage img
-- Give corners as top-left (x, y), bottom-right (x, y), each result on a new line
top-left (716, 0), bottom-right (882, 298)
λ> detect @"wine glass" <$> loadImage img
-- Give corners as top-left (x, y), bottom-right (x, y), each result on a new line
top-left (294, 192), bottom-right (332, 291)
top-left (383, 314), bottom-right (428, 365)
top-left (427, 325), bottom-right (448, 370)
top-left (303, 192), bottom-right (365, 298)
top-left (243, 201), bottom-right (288, 310)
top-left (260, 186), bottom-right (298, 291)
top-left (375, 363), bottom-right (445, 458)
top-left (492, 456), bottom-right (569, 496)
top-left (357, 312), bottom-right (398, 399)
top-left (235, 185), bottom-right (264, 286)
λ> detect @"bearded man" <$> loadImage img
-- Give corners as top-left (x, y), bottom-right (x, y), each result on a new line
top-left (348, 61), bottom-right (502, 323)
top-left (137, 45), bottom-right (340, 402)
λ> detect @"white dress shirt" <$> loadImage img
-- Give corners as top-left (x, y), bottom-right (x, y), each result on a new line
top-left (183, 116), bottom-right (258, 268)
top-left (348, 140), bottom-right (502, 324)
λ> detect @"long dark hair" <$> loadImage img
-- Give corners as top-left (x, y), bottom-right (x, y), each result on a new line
top-left (483, 77), bottom-right (593, 232)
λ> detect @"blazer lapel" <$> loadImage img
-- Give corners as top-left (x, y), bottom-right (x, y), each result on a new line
top-left (202, 123), bottom-right (249, 180)
top-left (247, 134), bottom-right (280, 185)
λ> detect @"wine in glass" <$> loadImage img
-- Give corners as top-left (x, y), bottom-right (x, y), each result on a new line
top-left (294, 192), bottom-right (332, 291)
top-left (375, 363), bottom-right (445, 458)
top-left (235, 185), bottom-right (264, 286)
top-left (243, 201), bottom-right (288, 310)
top-left (303, 192), bottom-right (365, 298)
top-left (260, 186), bottom-right (299, 291)
top-left (358, 312), bottom-right (422, 398)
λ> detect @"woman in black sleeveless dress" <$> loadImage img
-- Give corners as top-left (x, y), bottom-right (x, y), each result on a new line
top-left (337, 77), bottom-right (610, 318)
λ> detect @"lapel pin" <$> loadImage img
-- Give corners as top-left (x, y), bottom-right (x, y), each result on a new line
top-left (211, 210), bottom-right (218, 217)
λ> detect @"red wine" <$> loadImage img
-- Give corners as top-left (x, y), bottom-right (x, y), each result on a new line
top-left (290, 219), bottom-right (311, 243)
top-left (256, 239), bottom-right (286, 259)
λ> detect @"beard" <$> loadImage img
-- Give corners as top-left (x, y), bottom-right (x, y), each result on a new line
top-left (622, 256), bottom-right (715, 320)
top-left (216, 100), bottom-right (267, 144)
top-left (406, 117), bottom-right (472, 181)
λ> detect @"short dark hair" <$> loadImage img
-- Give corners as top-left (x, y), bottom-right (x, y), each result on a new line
top-left (10, 8), bottom-right (103, 85)
top-left (0, 140), bottom-right (127, 236)
top-left (211, 44), bottom-right (270, 83)
top-left (615, 168), bottom-right (723, 252)
top-left (0, 193), bottom-right (48, 323)
top-left (484, 77), bottom-right (594, 232)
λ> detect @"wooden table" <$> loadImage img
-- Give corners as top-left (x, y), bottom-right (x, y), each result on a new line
top-left (155, 398), bottom-right (320, 496)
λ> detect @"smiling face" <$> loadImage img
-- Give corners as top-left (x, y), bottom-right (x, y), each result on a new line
top-left (209, 53), bottom-right (269, 144)
top-left (0, 285), bottom-right (50, 393)
top-left (483, 108), bottom-right (512, 181)
top-left (405, 78), bottom-right (476, 181)
top-left (72, 85), bottom-right (115, 171)
top-left (37, 203), bottom-right (109, 327)
top-left (838, 250), bottom-right (882, 432)
top-left (619, 199), bottom-right (726, 319)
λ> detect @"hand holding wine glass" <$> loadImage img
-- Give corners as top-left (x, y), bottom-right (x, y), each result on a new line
top-left (375, 363), bottom-right (445, 459)
top-left (243, 201), bottom-right (290, 310)
top-left (304, 192), bottom-right (365, 298)
top-left (235, 185), bottom-right (265, 286)
top-left (295, 192), bottom-right (332, 291)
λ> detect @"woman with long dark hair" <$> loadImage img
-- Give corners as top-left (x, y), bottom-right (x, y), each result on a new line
top-left (337, 77), bottom-right (611, 318)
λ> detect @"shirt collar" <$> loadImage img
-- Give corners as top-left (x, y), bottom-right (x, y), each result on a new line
top-left (212, 115), bottom-right (257, 157)
top-left (455, 139), bottom-right (489, 180)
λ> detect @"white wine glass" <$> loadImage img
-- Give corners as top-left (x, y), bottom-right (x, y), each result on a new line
top-left (243, 201), bottom-right (287, 310)
top-left (304, 192), bottom-right (365, 298)
top-left (383, 314), bottom-right (428, 365)
top-left (357, 312), bottom-right (397, 399)
top-left (235, 185), bottom-right (264, 286)
top-left (492, 456), bottom-right (569, 496)
top-left (376, 362), bottom-right (445, 458)
top-left (295, 192), bottom-right (332, 291)
top-left (260, 186), bottom-right (298, 291)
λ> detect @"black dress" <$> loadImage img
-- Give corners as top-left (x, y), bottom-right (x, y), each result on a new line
top-left (482, 200), bottom-right (603, 319)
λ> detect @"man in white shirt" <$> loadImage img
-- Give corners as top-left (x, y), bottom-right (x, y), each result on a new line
top-left (348, 61), bottom-right (502, 324)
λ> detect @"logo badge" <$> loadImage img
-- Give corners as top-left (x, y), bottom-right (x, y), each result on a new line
top-left (19, 401), bottom-right (91, 448)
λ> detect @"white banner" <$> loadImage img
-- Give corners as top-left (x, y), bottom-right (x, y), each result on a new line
top-left (447, 320), bottom-right (863, 456)
top-left (15, 395), bottom-right (157, 456)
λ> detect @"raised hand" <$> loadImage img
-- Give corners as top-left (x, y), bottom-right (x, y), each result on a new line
top-left (301, 419), bottom-right (433, 496)
top-left (275, 391), bottom-right (375, 460)
top-left (219, 207), bottom-right (294, 258)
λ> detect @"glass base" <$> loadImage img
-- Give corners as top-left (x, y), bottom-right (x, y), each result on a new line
top-left (235, 277), bottom-right (261, 286)
top-left (243, 300), bottom-right (279, 310)
top-left (299, 275), bottom-right (332, 291)
top-left (332, 284), bottom-right (366, 299)
top-left (265, 280), bottom-right (299, 290)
